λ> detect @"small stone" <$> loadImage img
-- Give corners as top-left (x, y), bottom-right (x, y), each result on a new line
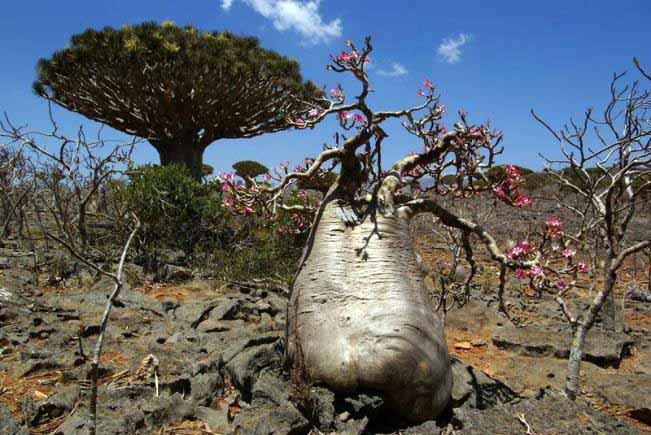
top-left (471, 339), bottom-right (487, 347)
top-left (338, 411), bottom-right (350, 422)
top-left (33, 390), bottom-right (48, 400)
top-left (454, 341), bottom-right (472, 350)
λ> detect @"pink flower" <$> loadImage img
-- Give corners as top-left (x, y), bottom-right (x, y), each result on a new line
top-left (242, 206), bottom-right (254, 214)
top-left (338, 111), bottom-right (351, 121)
top-left (337, 51), bottom-right (358, 63)
top-left (276, 227), bottom-right (286, 234)
top-left (493, 184), bottom-right (507, 199)
top-left (353, 113), bottom-right (365, 123)
top-left (561, 248), bottom-right (575, 258)
top-left (531, 265), bottom-right (544, 276)
top-left (220, 172), bottom-right (235, 181)
top-left (262, 173), bottom-right (271, 182)
top-left (221, 183), bottom-right (231, 192)
top-left (504, 164), bottom-right (522, 179)
top-left (546, 215), bottom-right (563, 227)
top-left (294, 165), bottom-right (303, 172)
top-left (307, 108), bottom-right (320, 117)
top-left (515, 269), bottom-right (528, 280)
top-left (545, 215), bottom-right (564, 238)
top-left (577, 263), bottom-right (590, 273)
top-left (508, 241), bottom-right (531, 260)
top-left (222, 198), bottom-right (234, 208)
top-left (330, 88), bottom-right (342, 98)
top-left (557, 280), bottom-right (567, 290)
top-left (423, 79), bottom-right (434, 89)
top-left (514, 195), bottom-right (533, 207)
top-left (417, 89), bottom-right (426, 97)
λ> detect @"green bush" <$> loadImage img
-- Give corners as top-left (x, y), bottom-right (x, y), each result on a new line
top-left (123, 164), bottom-right (230, 270)
top-left (121, 163), bottom-right (304, 282)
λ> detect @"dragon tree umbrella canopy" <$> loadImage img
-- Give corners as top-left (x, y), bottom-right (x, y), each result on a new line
top-left (33, 21), bottom-right (325, 179)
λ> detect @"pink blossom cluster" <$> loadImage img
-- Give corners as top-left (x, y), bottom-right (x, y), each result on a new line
top-left (493, 165), bottom-right (533, 207)
top-left (509, 214), bottom-right (592, 294)
top-left (337, 111), bottom-right (365, 125)
top-left (507, 240), bottom-right (534, 260)
top-left (545, 215), bottom-right (564, 238)
top-left (515, 265), bottom-right (544, 280)
top-left (336, 51), bottom-right (358, 63)
top-left (417, 79), bottom-right (435, 97)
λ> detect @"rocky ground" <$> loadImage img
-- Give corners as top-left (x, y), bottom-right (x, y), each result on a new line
top-left (1, 247), bottom-right (649, 435)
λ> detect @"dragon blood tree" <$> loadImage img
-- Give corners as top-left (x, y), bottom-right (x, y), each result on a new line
top-left (220, 38), bottom-right (535, 422)
top-left (33, 21), bottom-right (323, 180)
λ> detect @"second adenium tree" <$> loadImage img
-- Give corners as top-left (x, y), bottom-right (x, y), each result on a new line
top-left (220, 38), bottom-right (535, 422)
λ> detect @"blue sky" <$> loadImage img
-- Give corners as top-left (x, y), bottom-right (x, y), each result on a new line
top-left (1, 0), bottom-right (650, 173)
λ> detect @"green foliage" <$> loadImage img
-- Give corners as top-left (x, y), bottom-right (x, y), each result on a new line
top-left (120, 163), bottom-right (302, 281)
top-left (201, 164), bottom-right (214, 177)
top-left (439, 174), bottom-right (457, 186)
top-left (215, 217), bottom-right (305, 282)
top-left (123, 164), bottom-right (230, 270)
top-left (523, 171), bottom-right (555, 191)
top-left (34, 21), bottom-right (323, 151)
top-left (232, 160), bottom-right (269, 181)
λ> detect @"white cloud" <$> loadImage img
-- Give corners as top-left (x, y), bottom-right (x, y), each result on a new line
top-left (378, 62), bottom-right (408, 77)
top-left (437, 33), bottom-right (472, 64)
top-left (221, 0), bottom-right (342, 45)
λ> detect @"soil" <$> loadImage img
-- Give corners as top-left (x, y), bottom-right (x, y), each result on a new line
top-left (1, 193), bottom-right (649, 434)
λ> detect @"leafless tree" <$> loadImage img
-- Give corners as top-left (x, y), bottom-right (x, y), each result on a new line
top-left (532, 60), bottom-right (651, 399)
top-left (0, 138), bottom-right (33, 238)
top-left (1, 108), bottom-right (138, 267)
top-left (425, 197), bottom-right (497, 323)
top-left (2, 109), bottom-right (144, 432)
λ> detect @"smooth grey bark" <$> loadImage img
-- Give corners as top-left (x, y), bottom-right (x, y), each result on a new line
top-left (600, 256), bottom-right (620, 332)
top-left (565, 324), bottom-right (588, 400)
top-left (287, 200), bottom-right (452, 422)
top-left (565, 266), bottom-right (616, 399)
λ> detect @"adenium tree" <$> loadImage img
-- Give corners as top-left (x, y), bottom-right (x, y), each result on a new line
top-left (530, 61), bottom-right (651, 399)
top-left (33, 21), bottom-right (323, 180)
top-left (220, 38), bottom-right (536, 422)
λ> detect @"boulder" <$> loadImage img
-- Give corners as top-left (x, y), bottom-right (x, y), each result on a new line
top-left (0, 403), bottom-right (28, 434)
top-left (454, 392), bottom-right (637, 434)
top-left (596, 373), bottom-right (651, 425)
top-left (492, 324), bottom-right (634, 368)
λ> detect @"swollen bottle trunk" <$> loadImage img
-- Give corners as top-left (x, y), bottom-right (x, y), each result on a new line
top-left (287, 201), bottom-right (452, 422)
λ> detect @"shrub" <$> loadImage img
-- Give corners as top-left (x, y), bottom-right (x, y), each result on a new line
top-left (123, 164), bottom-right (230, 270)
top-left (120, 163), bottom-right (303, 282)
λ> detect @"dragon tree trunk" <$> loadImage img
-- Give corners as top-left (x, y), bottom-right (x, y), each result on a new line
top-left (151, 139), bottom-right (205, 181)
top-left (287, 199), bottom-right (452, 422)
